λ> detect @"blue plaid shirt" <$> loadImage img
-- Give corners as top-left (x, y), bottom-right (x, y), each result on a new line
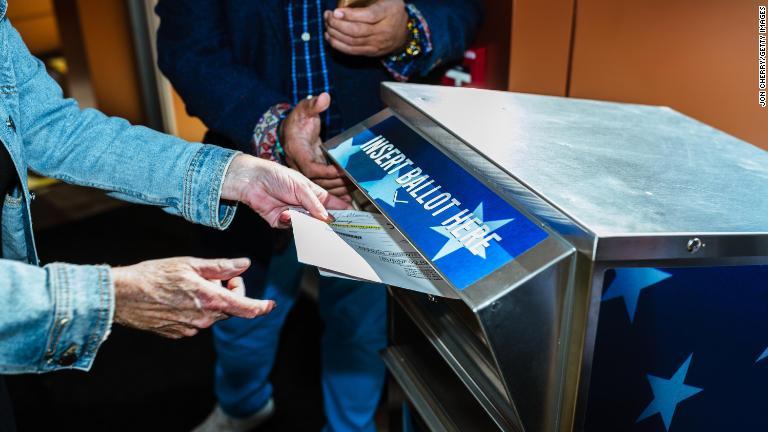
top-left (252, 0), bottom-right (432, 161)
top-left (286, 0), bottom-right (343, 138)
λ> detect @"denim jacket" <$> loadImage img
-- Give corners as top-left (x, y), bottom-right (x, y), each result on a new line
top-left (0, 2), bottom-right (238, 374)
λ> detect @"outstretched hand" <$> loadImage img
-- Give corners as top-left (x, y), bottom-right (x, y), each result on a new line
top-left (112, 257), bottom-right (274, 338)
top-left (281, 93), bottom-right (353, 200)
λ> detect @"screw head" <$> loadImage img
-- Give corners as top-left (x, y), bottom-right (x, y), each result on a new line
top-left (687, 237), bottom-right (703, 254)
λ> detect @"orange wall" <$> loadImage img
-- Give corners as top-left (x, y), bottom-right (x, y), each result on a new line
top-left (75, 0), bottom-right (145, 124)
top-left (507, 0), bottom-right (767, 149)
top-left (171, 88), bottom-right (207, 142)
top-left (508, 0), bottom-right (575, 96)
top-left (7, 0), bottom-right (60, 54)
top-left (569, 0), bottom-right (767, 148)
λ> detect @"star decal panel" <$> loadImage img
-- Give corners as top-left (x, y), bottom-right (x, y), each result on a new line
top-left (585, 265), bottom-right (768, 431)
top-left (327, 116), bottom-right (548, 290)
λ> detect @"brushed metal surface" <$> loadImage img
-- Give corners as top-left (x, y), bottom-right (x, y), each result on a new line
top-left (322, 84), bottom-right (768, 432)
top-left (383, 348), bottom-right (454, 432)
top-left (382, 83), bottom-right (768, 238)
top-left (391, 288), bottom-right (523, 431)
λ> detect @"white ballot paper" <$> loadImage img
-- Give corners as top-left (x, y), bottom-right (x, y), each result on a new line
top-left (289, 209), bottom-right (457, 298)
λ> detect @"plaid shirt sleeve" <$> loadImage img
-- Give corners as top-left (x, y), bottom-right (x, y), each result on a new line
top-left (251, 103), bottom-right (292, 164)
top-left (381, 3), bottom-right (433, 82)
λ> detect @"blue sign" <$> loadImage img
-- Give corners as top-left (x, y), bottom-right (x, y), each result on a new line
top-left (586, 265), bottom-right (768, 431)
top-left (328, 115), bottom-right (548, 289)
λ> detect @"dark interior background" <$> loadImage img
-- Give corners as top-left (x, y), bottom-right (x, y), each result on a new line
top-left (6, 191), bottom-right (326, 431)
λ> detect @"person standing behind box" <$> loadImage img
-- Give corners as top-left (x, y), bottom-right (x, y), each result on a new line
top-left (155, 1), bottom-right (482, 430)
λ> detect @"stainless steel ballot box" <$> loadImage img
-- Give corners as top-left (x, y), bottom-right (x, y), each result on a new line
top-left (322, 83), bottom-right (768, 432)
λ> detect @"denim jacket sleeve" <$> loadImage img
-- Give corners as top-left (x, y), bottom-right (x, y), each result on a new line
top-left (0, 20), bottom-right (238, 374)
top-left (8, 22), bottom-right (238, 230)
top-left (0, 260), bottom-right (112, 373)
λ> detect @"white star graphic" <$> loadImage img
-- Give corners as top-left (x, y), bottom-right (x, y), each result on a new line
top-left (757, 346), bottom-right (768, 363)
top-left (359, 169), bottom-right (403, 207)
top-left (430, 203), bottom-right (514, 261)
top-left (328, 138), bottom-right (357, 168)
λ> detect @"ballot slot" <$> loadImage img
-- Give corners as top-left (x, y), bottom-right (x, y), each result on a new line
top-left (386, 292), bottom-right (519, 432)
top-left (320, 83), bottom-right (768, 431)
top-left (323, 110), bottom-right (563, 299)
top-left (390, 287), bottom-right (524, 431)
top-left (321, 88), bottom-right (578, 432)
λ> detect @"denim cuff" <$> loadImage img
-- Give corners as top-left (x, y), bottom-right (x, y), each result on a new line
top-left (40, 263), bottom-right (113, 372)
top-left (183, 144), bottom-right (239, 230)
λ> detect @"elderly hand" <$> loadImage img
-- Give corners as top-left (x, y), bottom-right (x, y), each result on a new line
top-left (112, 257), bottom-right (274, 338)
top-left (221, 151), bottom-right (349, 228)
top-left (280, 92), bottom-right (353, 201)
top-left (323, 0), bottom-right (409, 57)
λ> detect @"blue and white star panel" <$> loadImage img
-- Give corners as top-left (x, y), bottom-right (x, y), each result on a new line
top-left (586, 265), bottom-right (768, 431)
top-left (328, 116), bottom-right (548, 290)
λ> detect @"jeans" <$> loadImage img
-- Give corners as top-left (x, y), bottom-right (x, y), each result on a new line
top-left (212, 242), bottom-right (387, 431)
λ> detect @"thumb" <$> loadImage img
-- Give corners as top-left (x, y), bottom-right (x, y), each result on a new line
top-left (297, 179), bottom-right (333, 222)
top-left (308, 92), bottom-right (331, 116)
top-left (324, 192), bottom-right (353, 210)
top-left (192, 258), bottom-right (251, 280)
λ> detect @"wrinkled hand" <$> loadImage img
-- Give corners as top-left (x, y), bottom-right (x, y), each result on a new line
top-left (324, 0), bottom-right (409, 57)
top-left (281, 92), bottom-right (353, 200)
top-left (112, 257), bottom-right (274, 339)
top-left (221, 153), bottom-right (349, 228)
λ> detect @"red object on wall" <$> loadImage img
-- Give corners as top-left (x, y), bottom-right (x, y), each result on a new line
top-left (441, 46), bottom-right (488, 88)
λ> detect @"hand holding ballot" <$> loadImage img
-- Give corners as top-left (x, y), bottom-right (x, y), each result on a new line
top-left (221, 154), bottom-right (349, 228)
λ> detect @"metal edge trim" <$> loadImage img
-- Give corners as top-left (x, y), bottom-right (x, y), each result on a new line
top-left (383, 347), bottom-right (455, 432)
top-left (393, 290), bottom-right (524, 431)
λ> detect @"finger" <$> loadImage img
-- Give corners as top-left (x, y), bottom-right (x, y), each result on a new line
top-left (226, 276), bottom-right (245, 291)
top-left (180, 327), bottom-right (199, 337)
top-left (155, 330), bottom-right (183, 339)
top-left (226, 277), bottom-right (246, 299)
top-left (326, 27), bottom-right (375, 48)
top-left (325, 16), bottom-right (373, 38)
top-left (307, 92), bottom-right (331, 116)
top-left (324, 192), bottom-right (353, 210)
top-left (333, 6), bottom-right (384, 24)
top-left (293, 93), bottom-right (328, 122)
top-left (296, 156), bottom-right (345, 179)
top-left (154, 324), bottom-right (198, 339)
top-left (326, 185), bottom-right (352, 197)
top-left (313, 177), bottom-right (348, 189)
top-left (217, 288), bottom-right (277, 318)
top-left (326, 27), bottom-right (366, 47)
top-left (325, 34), bottom-right (376, 56)
top-left (192, 258), bottom-right (250, 280)
top-left (296, 179), bottom-right (334, 222)
top-left (302, 161), bottom-right (344, 179)
top-left (278, 211), bottom-right (292, 226)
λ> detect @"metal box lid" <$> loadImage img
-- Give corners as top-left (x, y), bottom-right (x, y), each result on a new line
top-left (382, 83), bottom-right (768, 261)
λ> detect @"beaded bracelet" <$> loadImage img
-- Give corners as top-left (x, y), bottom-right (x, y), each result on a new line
top-left (388, 14), bottom-right (423, 62)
